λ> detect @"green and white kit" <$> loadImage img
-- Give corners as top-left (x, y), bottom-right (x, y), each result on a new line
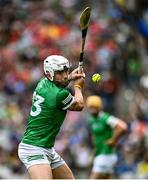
top-left (18, 77), bottom-right (74, 169)
top-left (88, 111), bottom-right (118, 173)
top-left (22, 77), bottom-right (74, 148)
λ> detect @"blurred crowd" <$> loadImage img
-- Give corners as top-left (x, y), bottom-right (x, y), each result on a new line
top-left (0, 0), bottom-right (148, 178)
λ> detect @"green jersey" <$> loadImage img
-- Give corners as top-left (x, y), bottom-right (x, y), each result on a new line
top-left (88, 111), bottom-right (118, 156)
top-left (22, 77), bottom-right (74, 148)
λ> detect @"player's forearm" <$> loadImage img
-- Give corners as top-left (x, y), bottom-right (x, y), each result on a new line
top-left (74, 85), bottom-right (84, 102)
top-left (112, 123), bottom-right (127, 143)
top-left (68, 86), bottom-right (84, 111)
top-left (73, 86), bottom-right (84, 110)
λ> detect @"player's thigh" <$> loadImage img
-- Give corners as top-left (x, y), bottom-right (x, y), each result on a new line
top-left (90, 154), bottom-right (117, 179)
top-left (28, 164), bottom-right (52, 179)
top-left (18, 143), bottom-right (52, 179)
top-left (90, 171), bottom-right (110, 179)
top-left (52, 163), bottom-right (74, 179)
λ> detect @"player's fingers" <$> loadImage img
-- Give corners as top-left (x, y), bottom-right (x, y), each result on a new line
top-left (74, 75), bottom-right (82, 79)
top-left (72, 68), bottom-right (79, 73)
top-left (82, 73), bottom-right (85, 78)
top-left (76, 73), bottom-right (85, 79)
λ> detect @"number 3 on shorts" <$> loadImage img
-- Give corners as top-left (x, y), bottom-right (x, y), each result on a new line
top-left (30, 91), bottom-right (44, 116)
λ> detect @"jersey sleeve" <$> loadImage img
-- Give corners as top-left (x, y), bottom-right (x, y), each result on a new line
top-left (56, 89), bottom-right (75, 110)
top-left (106, 115), bottom-right (119, 128)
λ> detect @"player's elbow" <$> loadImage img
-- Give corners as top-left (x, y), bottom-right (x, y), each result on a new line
top-left (120, 122), bottom-right (128, 133)
top-left (68, 100), bottom-right (84, 111)
top-left (74, 96), bottom-right (84, 111)
top-left (116, 120), bottom-right (128, 134)
top-left (76, 101), bottom-right (84, 111)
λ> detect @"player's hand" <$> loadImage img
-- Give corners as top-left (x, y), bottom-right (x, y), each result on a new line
top-left (105, 138), bottom-right (116, 147)
top-left (69, 68), bottom-right (85, 81)
top-left (73, 69), bottom-right (85, 89)
top-left (74, 77), bottom-right (85, 89)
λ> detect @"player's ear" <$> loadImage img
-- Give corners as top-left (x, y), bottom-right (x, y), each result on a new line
top-left (44, 72), bottom-right (52, 80)
top-left (47, 73), bottom-right (52, 80)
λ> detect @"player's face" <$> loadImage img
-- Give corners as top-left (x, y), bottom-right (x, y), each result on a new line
top-left (88, 107), bottom-right (99, 116)
top-left (54, 69), bottom-right (69, 87)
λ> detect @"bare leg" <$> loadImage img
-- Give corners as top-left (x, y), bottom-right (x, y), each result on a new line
top-left (28, 164), bottom-right (52, 179)
top-left (52, 163), bottom-right (74, 179)
top-left (90, 171), bottom-right (111, 179)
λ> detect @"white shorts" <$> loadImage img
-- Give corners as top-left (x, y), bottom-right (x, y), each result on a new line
top-left (18, 143), bottom-right (65, 169)
top-left (92, 154), bottom-right (117, 173)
